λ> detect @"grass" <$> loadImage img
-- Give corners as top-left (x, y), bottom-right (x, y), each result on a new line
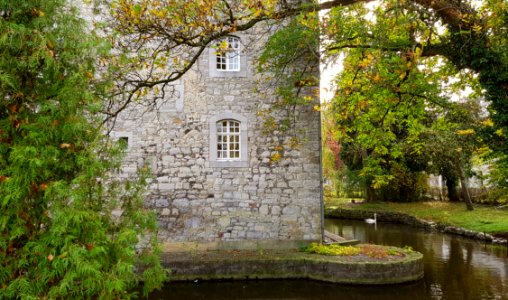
top-left (326, 197), bottom-right (508, 235)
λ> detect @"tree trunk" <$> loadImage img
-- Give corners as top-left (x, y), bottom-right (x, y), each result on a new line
top-left (365, 185), bottom-right (376, 202)
top-left (445, 176), bottom-right (460, 202)
top-left (458, 165), bottom-right (474, 211)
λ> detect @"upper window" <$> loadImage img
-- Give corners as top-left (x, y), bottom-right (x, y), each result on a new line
top-left (217, 120), bottom-right (241, 160)
top-left (216, 37), bottom-right (241, 71)
top-left (208, 35), bottom-right (248, 78)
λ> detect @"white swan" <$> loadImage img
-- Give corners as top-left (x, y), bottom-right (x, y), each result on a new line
top-left (365, 213), bottom-right (377, 224)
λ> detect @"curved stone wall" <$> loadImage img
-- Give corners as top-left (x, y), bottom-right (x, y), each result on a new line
top-left (162, 249), bottom-right (424, 285)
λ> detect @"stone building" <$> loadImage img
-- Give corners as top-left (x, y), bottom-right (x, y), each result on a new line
top-left (109, 18), bottom-right (323, 250)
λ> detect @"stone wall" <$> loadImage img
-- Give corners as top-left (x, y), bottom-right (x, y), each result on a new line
top-left (111, 22), bottom-right (322, 249)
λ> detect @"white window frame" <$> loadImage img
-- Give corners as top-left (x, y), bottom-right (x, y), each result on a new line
top-left (208, 35), bottom-right (248, 78)
top-left (216, 36), bottom-right (241, 71)
top-left (209, 113), bottom-right (248, 168)
top-left (217, 120), bottom-right (241, 160)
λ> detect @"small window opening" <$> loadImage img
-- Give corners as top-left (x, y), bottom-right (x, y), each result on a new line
top-left (118, 136), bottom-right (129, 149)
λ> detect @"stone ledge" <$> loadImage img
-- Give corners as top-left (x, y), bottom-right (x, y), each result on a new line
top-left (161, 248), bottom-right (424, 285)
top-left (162, 240), bottom-right (319, 252)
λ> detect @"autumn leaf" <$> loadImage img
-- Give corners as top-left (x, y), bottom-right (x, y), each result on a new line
top-left (59, 143), bottom-right (72, 149)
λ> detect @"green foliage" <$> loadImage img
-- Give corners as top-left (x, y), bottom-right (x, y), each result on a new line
top-left (402, 246), bottom-right (414, 254)
top-left (487, 159), bottom-right (508, 204)
top-left (303, 243), bottom-right (362, 256)
top-left (0, 0), bottom-right (166, 298)
top-left (322, 1), bottom-right (493, 204)
top-left (303, 243), bottom-right (410, 258)
top-left (256, 15), bottom-right (320, 157)
top-left (376, 162), bottom-right (428, 202)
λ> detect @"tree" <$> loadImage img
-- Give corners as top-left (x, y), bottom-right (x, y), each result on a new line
top-left (321, 3), bottom-right (491, 208)
top-left (329, 44), bottom-right (434, 202)
top-left (422, 99), bottom-right (488, 209)
top-left (0, 0), bottom-right (166, 298)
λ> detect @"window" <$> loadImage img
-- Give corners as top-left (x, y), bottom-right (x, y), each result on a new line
top-left (216, 37), bottom-right (240, 71)
top-left (217, 120), bottom-right (240, 160)
top-left (118, 136), bottom-right (129, 149)
top-left (109, 132), bottom-right (132, 150)
top-left (209, 113), bottom-right (248, 168)
top-left (208, 35), bottom-right (248, 78)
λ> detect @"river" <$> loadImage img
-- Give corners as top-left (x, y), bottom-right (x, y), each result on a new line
top-left (149, 218), bottom-right (508, 300)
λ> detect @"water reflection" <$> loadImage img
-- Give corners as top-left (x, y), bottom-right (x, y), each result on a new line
top-left (326, 219), bottom-right (508, 300)
top-left (150, 219), bottom-right (508, 300)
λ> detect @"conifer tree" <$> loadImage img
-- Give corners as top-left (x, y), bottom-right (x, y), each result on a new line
top-left (0, 0), bottom-right (166, 298)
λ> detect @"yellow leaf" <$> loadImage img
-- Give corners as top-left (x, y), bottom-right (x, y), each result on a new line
top-left (472, 24), bottom-right (482, 32)
top-left (456, 129), bottom-right (475, 135)
top-left (481, 119), bottom-right (494, 127)
top-left (414, 47), bottom-right (422, 57)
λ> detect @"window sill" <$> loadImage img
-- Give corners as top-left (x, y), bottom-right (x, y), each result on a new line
top-left (209, 69), bottom-right (247, 78)
top-left (210, 160), bottom-right (249, 168)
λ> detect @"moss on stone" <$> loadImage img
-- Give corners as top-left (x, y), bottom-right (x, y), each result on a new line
top-left (162, 246), bottom-right (424, 285)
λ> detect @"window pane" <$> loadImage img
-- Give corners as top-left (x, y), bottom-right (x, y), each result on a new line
top-left (216, 119), bottom-right (243, 160)
top-left (228, 37), bottom-right (238, 49)
top-left (216, 52), bottom-right (226, 70)
top-left (216, 37), bottom-right (240, 71)
top-left (228, 53), bottom-right (240, 71)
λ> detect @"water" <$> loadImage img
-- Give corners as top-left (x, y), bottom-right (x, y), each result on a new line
top-left (149, 219), bottom-right (508, 300)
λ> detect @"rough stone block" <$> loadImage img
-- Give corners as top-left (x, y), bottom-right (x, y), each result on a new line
top-left (158, 183), bottom-right (174, 190)
top-left (259, 205), bottom-right (269, 215)
top-left (173, 199), bottom-right (190, 208)
top-left (282, 205), bottom-right (300, 215)
top-left (271, 206), bottom-right (281, 215)
top-left (156, 199), bottom-right (169, 208)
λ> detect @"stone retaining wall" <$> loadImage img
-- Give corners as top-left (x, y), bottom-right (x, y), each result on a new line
top-left (162, 250), bottom-right (424, 285)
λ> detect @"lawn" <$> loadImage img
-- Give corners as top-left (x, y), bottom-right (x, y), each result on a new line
top-left (326, 198), bottom-right (508, 235)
